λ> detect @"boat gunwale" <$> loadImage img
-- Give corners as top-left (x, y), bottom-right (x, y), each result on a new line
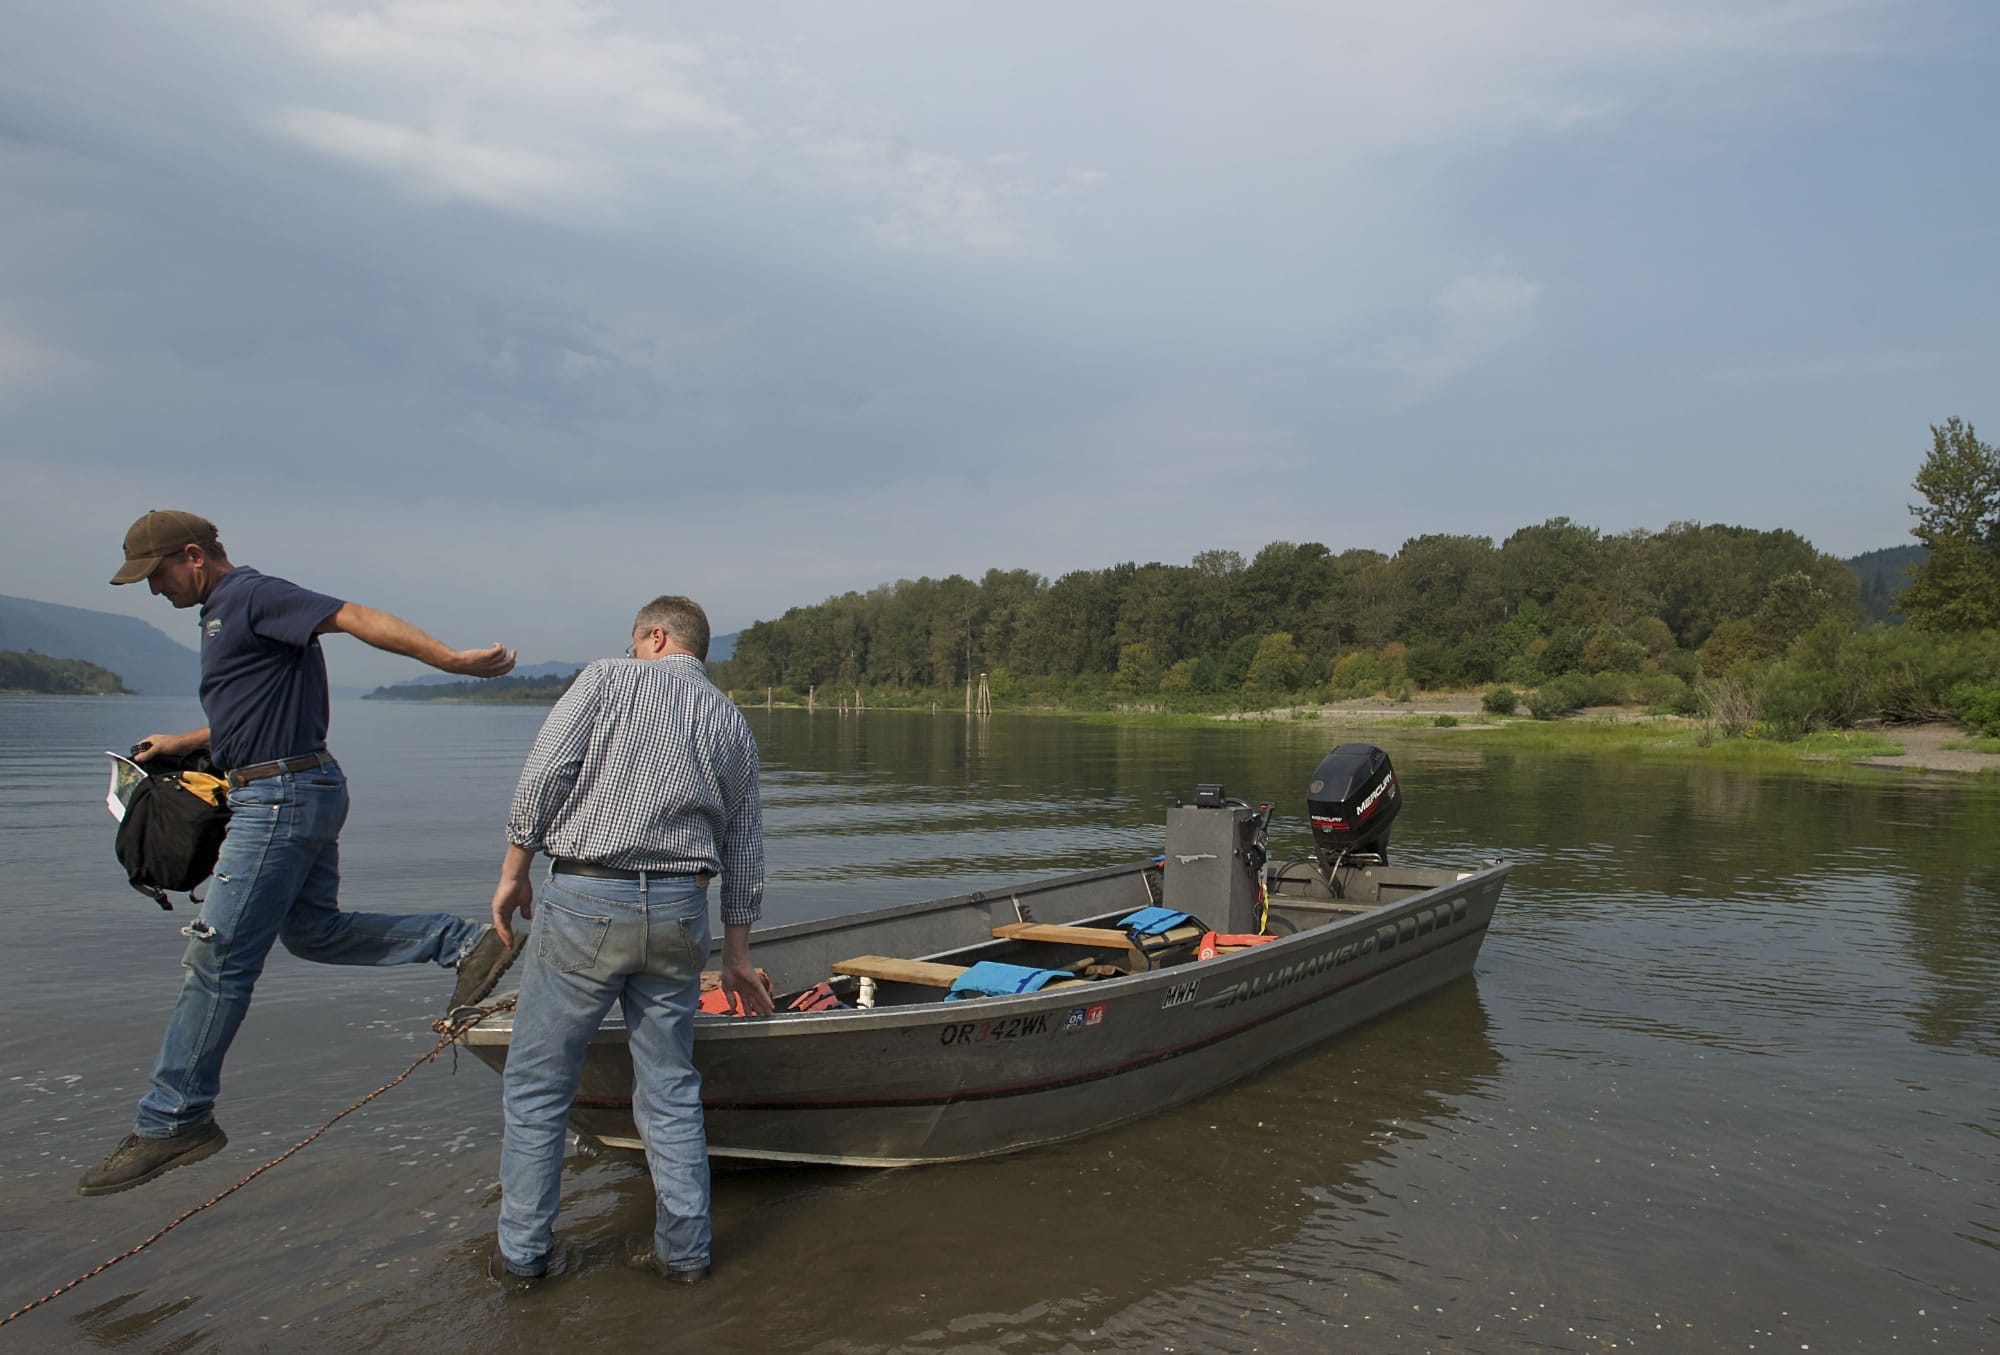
top-left (720, 856), bottom-right (1159, 948)
top-left (460, 859), bottom-right (1512, 1047)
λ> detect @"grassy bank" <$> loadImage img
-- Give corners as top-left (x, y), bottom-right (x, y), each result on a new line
top-left (1438, 716), bottom-right (1907, 766)
top-left (1075, 703), bottom-right (2000, 775)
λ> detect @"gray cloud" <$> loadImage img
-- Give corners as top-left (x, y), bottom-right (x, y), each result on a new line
top-left (1, 0), bottom-right (1970, 679)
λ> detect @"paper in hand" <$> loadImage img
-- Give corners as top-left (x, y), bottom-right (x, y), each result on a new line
top-left (105, 751), bottom-right (147, 822)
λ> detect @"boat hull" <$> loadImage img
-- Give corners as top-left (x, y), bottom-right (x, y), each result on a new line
top-left (462, 858), bottom-right (1509, 1165)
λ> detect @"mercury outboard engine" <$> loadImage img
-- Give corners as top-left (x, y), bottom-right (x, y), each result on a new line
top-left (1307, 743), bottom-right (1400, 868)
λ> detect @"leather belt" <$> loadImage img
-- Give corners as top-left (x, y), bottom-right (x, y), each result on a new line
top-left (552, 859), bottom-right (713, 887)
top-left (226, 752), bottom-right (336, 789)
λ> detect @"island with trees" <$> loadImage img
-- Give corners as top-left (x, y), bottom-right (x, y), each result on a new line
top-left (0, 650), bottom-right (132, 695)
top-left (362, 672), bottom-right (580, 703)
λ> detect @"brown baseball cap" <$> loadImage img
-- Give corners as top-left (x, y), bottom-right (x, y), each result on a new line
top-left (111, 510), bottom-right (219, 585)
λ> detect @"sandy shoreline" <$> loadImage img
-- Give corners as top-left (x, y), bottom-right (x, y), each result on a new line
top-left (1226, 693), bottom-right (2000, 776)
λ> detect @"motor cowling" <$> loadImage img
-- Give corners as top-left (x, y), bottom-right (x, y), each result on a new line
top-left (1307, 743), bottom-right (1399, 862)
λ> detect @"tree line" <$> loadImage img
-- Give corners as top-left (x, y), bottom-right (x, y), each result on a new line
top-left (716, 520), bottom-right (1860, 706)
top-left (714, 418), bottom-right (2000, 740)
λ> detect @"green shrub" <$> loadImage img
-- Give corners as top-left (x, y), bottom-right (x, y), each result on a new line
top-left (1699, 619), bottom-right (1769, 677)
top-left (1482, 686), bottom-right (1520, 716)
top-left (1580, 629), bottom-right (1648, 674)
top-left (1578, 671), bottom-right (1636, 706)
top-left (1630, 616), bottom-right (1676, 658)
top-left (1753, 661), bottom-right (1825, 741)
top-left (1158, 657), bottom-right (1202, 696)
top-left (1404, 641), bottom-right (1455, 690)
top-left (1528, 674), bottom-right (1589, 719)
top-left (1536, 627), bottom-right (1589, 681)
top-left (1452, 638), bottom-right (1499, 685)
top-left (1116, 642), bottom-right (1162, 694)
top-left (1770, 622), bottom-right (2000, 726)
top-left (1861, 628), bottom-right (2000, 722)
top-left (1631, 673), bottom-right (1688, 709)
top-left (1433, 714), bottom-right (1459, 727)
top-left (1219, 633), bottom-right (1262, 690)
top-left (1327, 650), bottom-right (1385, 698)
top-left (1949, 678), bottom-right (2000, 736)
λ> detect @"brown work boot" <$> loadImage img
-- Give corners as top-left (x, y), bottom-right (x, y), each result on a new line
top-left (448, 924), bottom-right (529, 1012)
top-left (627, 1242), bottom-right (710, 1285)
top-left (77, 1121), bottom-right (228, 1197)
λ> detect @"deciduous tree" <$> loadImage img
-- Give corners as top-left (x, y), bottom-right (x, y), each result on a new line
top-left (1902, 418), bottom-right (2000, 630)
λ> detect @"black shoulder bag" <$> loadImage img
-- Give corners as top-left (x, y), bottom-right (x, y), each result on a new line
top-left (114, 749), bottom-right (232, 910)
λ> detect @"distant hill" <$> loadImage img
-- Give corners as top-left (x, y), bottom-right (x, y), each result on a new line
top-left (364, 672), bottom-right (574, 703)
top-left (1846, 546), bottom-right (1926, 625)
top-left (0, 595), bottom-right (199, 694)
top-left (0, 649), bottom-right (131, 694)
top-left (379, 632), bottom-right (733, 688)
top-left (387, 660), bottom-right (588, 689)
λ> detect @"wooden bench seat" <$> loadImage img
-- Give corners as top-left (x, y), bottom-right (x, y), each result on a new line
top-left (990, 922), bottom-right (1135, 947)
top-left (830, 953), bottom-right (1089, 992)
top-left (991, 920), bottom-right (1205, 966)
top-left (829, 955), bottom-right (972, 987)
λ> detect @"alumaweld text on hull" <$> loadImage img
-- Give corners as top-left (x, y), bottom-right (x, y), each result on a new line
top-left (459, 743), bottom-right (1511, 1166)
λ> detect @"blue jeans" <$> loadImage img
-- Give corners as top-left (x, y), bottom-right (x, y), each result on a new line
top-left (134, 761), bottom-right (483, 1137)
top-left (498, 872), bottom-right (712, 1277)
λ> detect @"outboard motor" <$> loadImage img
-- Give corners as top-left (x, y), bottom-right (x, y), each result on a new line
top-left (1307, 743), bottom-right (1400, 868)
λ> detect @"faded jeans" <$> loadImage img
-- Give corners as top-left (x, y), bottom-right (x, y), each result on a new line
top-left (497, 872), bottom-right (712, 1277)
top-left (134, 761), bottom-right (484, 1137)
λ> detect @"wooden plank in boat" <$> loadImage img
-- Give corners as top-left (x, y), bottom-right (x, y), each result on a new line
top-left (990, 922), bottom-right (1132, 947)
top-left (991, 922), bottom-right (1150, 970)
top-left (830, 956), bottom-right (968, 986)
top-left (829, 953), bottom-right (1093, 993)
top-left (993, 922), bottom-right (1208, 973)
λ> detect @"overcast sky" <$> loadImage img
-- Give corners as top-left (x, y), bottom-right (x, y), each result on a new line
top-left (3, 1), bottom-right (1993, 684)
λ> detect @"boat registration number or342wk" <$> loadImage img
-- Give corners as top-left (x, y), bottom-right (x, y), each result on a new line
top-left (939, 1013), bottom-right (1053, 1046)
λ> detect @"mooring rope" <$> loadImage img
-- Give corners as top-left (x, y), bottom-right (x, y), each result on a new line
top-left (0, 997), bottom-right (517, 1333)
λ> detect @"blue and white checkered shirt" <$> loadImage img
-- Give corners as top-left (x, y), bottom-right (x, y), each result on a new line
top-left (505, 655), bottom-right (765, 927)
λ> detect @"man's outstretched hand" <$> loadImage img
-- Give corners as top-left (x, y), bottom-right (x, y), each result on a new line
top-left (444, 644), bottom-right (517, 678)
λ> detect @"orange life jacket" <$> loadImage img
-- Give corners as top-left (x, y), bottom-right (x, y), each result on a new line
top-left (1194, 931), bottom-right (1280, 961)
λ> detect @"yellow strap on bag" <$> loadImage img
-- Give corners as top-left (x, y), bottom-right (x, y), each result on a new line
top-left (179, 771), bottom-right (229, 807)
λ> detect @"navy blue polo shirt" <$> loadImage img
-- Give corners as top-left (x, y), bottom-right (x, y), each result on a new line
top-left (196, 567), bottom-right (345, 771)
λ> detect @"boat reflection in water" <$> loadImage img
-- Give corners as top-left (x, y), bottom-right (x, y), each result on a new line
top-left (459, 745), bottom-right (1510, 1167)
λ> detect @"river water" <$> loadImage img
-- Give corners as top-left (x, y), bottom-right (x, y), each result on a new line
top-left (1, 696), bottom-right (1995, 1353)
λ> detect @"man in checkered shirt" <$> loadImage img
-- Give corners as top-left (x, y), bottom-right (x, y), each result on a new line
top-left (487, 594), bottom-right (771, 1285)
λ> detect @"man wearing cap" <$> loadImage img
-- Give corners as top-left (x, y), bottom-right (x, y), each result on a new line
top-left (79, 510), bottom-right (527, 1196)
